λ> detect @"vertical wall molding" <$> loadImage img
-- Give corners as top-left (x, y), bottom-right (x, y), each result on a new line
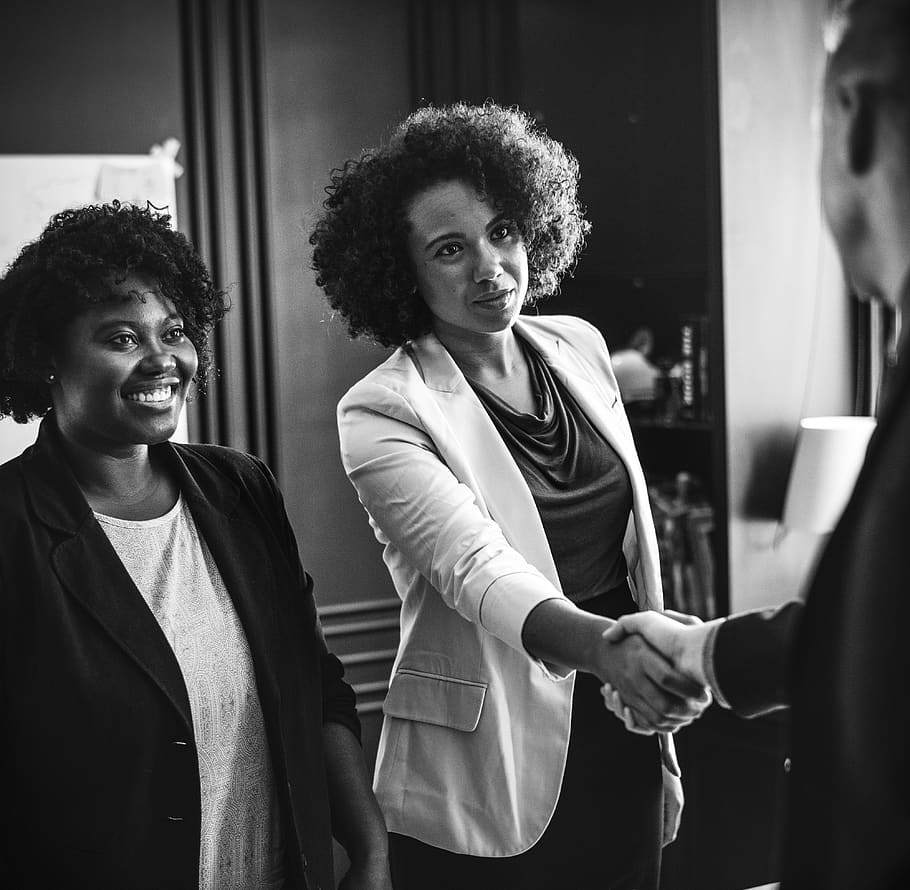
top-left (180, 0), bottom-right (279, 468)
top-left (701, 0), bottom-right (729, 613)
top-left (408, 0), bottom-right (518, 107)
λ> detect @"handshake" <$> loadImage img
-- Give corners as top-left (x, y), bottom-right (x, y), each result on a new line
top-left (598, 610), bottom-right (723, 735)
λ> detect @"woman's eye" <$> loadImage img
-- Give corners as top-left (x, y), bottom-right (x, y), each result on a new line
top-left (109, 333), bottom-right (138, 348)
top-left (491, 223), bottom-right (514, 241)
top-left (164, 326), bottom-right (186, 342)
top-left (436, 243), bottom-right (462, 258)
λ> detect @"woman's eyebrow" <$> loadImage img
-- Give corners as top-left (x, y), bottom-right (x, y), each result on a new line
top-left (92, 312), bottom-right (183, 332)
top-left (423, 230), bottom-right (464, 252)
top-left (486, 212), bottom-right (509, 230)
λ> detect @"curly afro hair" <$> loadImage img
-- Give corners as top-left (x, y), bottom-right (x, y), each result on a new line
top-left (310, 101), bottom-right (591, 347)
top-left (0, 201), bottom-right (227, 423)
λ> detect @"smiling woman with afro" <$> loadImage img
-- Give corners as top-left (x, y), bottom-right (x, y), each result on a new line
top-left (0, 200), bottom-right (394, 889)
top-left (0, 201), bottom-right (225, 423)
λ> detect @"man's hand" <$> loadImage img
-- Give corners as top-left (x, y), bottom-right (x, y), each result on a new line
top-left (600, 610), bottom-right (716, 734)
top-left (593, 629), bottom-right (712, 734)
top-left (604, 609), bottom-right (717, 682)
top-left (521, 598), bottom-right (711, 732)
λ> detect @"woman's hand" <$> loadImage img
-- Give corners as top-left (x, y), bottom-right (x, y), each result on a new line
top-left (522, 598), bottom-right (710, 732)
top-left (600, 608), bottom-right (719, 733)
top-left (594, 632), bottom-right (711, 733)
top-left (338, 855), bottom-right (394, 890)
top-left (601, 681), bottom-right (656, 736)
top-left (661, 764), bottom-right (684, 846)
top-left (322, 722), bottom-right (392, 890)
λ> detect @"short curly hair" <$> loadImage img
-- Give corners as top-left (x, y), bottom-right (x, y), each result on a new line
top-left (0, 201), bottom-right (227, 423)
top-left (310, 102), bottom-right (591, 347)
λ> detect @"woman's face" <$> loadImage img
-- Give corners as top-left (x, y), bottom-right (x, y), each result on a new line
top-left (405, 179), bottom-right (529, 342)
top-left (49, 273), bottom-right (198, 454)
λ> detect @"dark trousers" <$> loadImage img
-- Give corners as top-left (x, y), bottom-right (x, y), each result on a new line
top-left (390, 584), bottom-right (663, 890)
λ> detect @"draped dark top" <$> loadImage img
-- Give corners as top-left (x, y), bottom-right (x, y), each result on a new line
top-left (468, 337), bottom-right (633, 603)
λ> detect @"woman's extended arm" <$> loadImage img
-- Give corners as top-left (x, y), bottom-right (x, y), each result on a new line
top-left (522, 598), bottom-right (710, 732)
top-left (339, 382), bottom-right (709, 729)
top-left (338, 380), bottom-right (567, 654)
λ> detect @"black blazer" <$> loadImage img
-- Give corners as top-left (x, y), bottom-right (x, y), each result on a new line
top-left (713, 346), bottom-right (910, 887)
top-left (0, 417), bottom-right (358, 890)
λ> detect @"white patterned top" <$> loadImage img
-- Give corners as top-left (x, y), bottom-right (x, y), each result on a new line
top-left (96, 495), bottom-right (285, 890)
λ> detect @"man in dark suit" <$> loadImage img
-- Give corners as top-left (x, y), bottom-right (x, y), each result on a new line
top-left (605, 1), bottom-right (910, 886)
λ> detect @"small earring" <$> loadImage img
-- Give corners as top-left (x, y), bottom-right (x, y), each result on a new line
top-left (46, 373), bottom-right (56, 383)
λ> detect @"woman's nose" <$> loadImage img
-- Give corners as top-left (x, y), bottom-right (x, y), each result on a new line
top-left (141, 343), bottom-right (178, 373)
top-left (473, 242), bottom-right (503, 283)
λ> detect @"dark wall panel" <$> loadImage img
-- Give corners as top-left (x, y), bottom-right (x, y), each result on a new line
top-left (260, 0), bottom-right (414, 773)
top-left (261, 0), bottom-right (410, 611)
top-left (518, 0), bottom-right (713, 357)
top-left (0, 1), bottom-right (184, 156)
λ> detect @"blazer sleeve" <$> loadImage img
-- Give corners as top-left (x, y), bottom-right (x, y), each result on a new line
top-left (710, 601), bottom-right (803, 718)
top-left (337, 380), bottom-right (564, 656)
top-left (248, 453), bottom-right (361, 739)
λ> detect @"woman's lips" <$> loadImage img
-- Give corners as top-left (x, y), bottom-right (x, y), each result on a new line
top-left (475, 288), bottom-right (513, 309)
top-left (122, 377), bottom-right (181, 405)
top-left (124, 385), bottom-right (176, 404)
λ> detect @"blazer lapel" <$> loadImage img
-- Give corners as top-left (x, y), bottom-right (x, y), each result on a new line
top-left (53, 527), bottom-right (194, 731)
top-left (407, 319), bottom-right (663, 607)
top-left (515, 319), bottom-right (639, 470)
top-left (828, 327), bottom-right (910, 535)
top-left (172, 449), bottom-right (283, 716)
top-left (24, 419), bottom-right (194, 731)
top-left (515, 319), bottom-right (663, 608)
top-left (407, 333), bottom-right (562, 591)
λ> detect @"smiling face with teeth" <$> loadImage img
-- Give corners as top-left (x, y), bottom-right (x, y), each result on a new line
top-left (48, 273), bottom-right (198, 455)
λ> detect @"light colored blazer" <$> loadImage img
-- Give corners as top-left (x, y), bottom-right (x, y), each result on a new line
top-left (337, 314), bottom-right (677, 857)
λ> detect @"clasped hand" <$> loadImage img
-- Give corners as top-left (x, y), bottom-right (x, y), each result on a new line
top-left (597, 610), bottom-right (713, 735)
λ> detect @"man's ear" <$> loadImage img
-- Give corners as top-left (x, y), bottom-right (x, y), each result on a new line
top-left (844, 81), bottom-right (877, 175)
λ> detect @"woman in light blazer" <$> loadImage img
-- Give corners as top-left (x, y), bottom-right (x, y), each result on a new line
top-left (311, 102), bottom-right (709, 889)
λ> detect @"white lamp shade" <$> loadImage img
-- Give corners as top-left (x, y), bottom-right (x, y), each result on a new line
top-left (782, 416), bottom-right (876, 533)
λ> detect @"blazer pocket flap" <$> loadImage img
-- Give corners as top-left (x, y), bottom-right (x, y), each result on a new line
top-left (384, 669), bottom-right (487, 732)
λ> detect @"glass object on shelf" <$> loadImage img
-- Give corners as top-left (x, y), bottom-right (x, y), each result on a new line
top-left (654, 361), bottom-right (684, 424)
top-left (649, 471), bottom-right (717, 619)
